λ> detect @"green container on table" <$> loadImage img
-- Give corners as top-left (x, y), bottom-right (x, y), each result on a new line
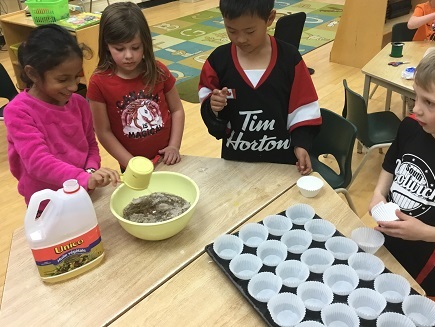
top-left (26, 0), bottom-right (70, 26)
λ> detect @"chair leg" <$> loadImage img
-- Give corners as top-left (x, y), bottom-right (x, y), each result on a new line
top-left (369, 84), bottom-right (378, 99)
top-left (357, 141), bottom-right (363, 154)
top-left (350, 143), bottom-right (392, 187)
top-left (335, 188), bottom-right (357, 213)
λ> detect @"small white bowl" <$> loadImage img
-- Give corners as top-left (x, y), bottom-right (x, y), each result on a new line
top-left (351, 227), bottom-right (385, 254)
top-left (285, 203), bottom-right (316, 225)
top-left (229, 253), bottom-right (263, 280)
top-left (213, 234), bottom-right (244, 260)
top-left (304, 219), bottom-right (336, 242)
top-left (402, 295), bottom-right (435, 327)
top-left (348, 252), bottom-right (385, 281)
top-left (301, 248), bottom-right (334, 274)
top-left (348, 288), bottom-right (387, 320)
top-left (297, 175), bottom-right (324, 198)
top-left (297, 281), bottom-right (334, 312)
top-left (238, 223), bottom-right (269, 247)
top-left (376, 312), bottom-right (416, 327)
top-left (248, 272), bottom-right (282, 303)
top-left (276, 260), bottom-right (310, 288)
top-left (263, 214), bottom-right (293, 236)
top-left (374, 273), bottom-right (411, 303)
top-left (268, 292), bottom-right (306, 327)
top-left (325, 236), bottom-right (358, 260)
top-left (321, 303), bottom-right (360, 327)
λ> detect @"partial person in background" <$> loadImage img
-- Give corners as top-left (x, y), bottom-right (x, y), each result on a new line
top-left (408, 0), bottom-right (435, 41)
top-left (198, 0), bottom-right (321, 175)
top-left (369, 52), bottom-right (435, 297)
top-left (4, 25), bottom-right (119, 208)
top-left (87, 2), bottom-right (185, 169)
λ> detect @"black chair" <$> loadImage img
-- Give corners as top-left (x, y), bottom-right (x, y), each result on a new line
top-left (369, 22), bottom-right (417, 115)
top-left (310, 108), bottom-right (357, 212)
top-left (274, 12), bottom-right (315, 75)
top-left (343, 79), bottom-right (401, 186)
top-left (391, 22), bottom-right (417, 43)
top-left (0, 63), bottom-right (19, 121)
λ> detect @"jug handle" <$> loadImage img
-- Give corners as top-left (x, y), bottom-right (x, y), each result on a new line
top-left (24, 189), bottom-right (57, 224)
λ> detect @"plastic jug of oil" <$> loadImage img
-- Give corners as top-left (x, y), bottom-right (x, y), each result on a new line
top-left (24, 179), bottom-right (104, 283)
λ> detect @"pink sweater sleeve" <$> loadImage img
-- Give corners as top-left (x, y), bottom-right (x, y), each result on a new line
top-left (5, 93), bottom-right (100, 195)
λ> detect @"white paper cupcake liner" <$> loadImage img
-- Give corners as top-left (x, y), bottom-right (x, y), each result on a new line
top-left (296, 281), bottom-right (334, 312)
top-left (402, 295), bottom-right (435, 327)
top-left (371, 201), bottom-right (400, 222)
top-left (229, 253), bottom-right (263, 280)
top-left (267, 292), bottom-right (306, 327)
top-left (351, 227), bottom-right (385, 254)
top-left (256, 240), bottom-right (288, 267)
top-left (374, 273), bottom-right (411, 303)
top-left (285, 203), bottom-right (316, 225)
top-left (325, 236), bottom-right (358, 260)
top-left (263, 214), bottom-right (293, 236)
top-left (321, 303), bottom-right (360, 327)
top-left (247, 272), bottom-right (282, 303)
top-left (276, 260), bottom-right (310, 288)
top-left (296, 321), bottom-right (325, 327)
top-left (297, 175), bottom-right (324, 198)
top-left (300, 248), bottom-right (334, 274)
top-left (281, 229), bottom-right (313, 254)
top-left (322, 264), bottom-right (359, 296)
top-left (304, 219), bottom-right (336, 242)
top-left (213, 234), bottom-right (244, 260)
top-left (238, 223), bottom-right (269, 247)
top-left (348, 252), bottom-right (385, 281)
top-left (348, 288), bottom-right (387, 320)
top-left (376, 312), bottom-right (416, 327)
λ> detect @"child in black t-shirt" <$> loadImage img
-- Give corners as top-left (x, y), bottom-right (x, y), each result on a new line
top-left (369, 52), bottom-right (435, 296)
top-left (198, 0), bottom-right (321, 175)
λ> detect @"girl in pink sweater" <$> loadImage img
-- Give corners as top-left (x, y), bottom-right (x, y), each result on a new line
top-left (4, 25), bottom-right (120, 206)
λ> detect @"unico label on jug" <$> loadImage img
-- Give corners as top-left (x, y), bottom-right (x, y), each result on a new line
top-left (24, 179), bottom-right (105, 283)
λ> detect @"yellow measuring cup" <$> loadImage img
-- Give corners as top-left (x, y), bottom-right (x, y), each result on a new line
top-left (122, 156), bottom-right (154, 190)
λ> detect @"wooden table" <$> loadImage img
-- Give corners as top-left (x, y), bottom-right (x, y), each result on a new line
top-left (361, 41), bottom-right (434, 115)
top-left (112, 173), bottom-right (425, 326)
top-left (0, 10), bottom-right (100, 89)
top-left (0, 156), bottom-right (300, 326)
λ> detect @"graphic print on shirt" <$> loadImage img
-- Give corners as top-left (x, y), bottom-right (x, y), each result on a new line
top-left (390, 154), bottom-right (435, 217)
top-left (225, 110), bottom-right (290, 152)
top-left (117, 91), bottom-right (163, 138)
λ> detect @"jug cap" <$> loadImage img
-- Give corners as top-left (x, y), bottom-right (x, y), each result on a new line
top-left (63, 179), bottom-right (80, 194)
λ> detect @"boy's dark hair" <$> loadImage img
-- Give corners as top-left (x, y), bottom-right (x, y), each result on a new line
top-left (18, 24), bottom-right (83, 87)
top-left (219, 0), bottom-right (274, 21)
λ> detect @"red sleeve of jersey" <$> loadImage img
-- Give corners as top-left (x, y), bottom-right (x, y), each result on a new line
top-left (199, 60), bottom-right (220, 90)
top-left (288, 60), bottom-right (321, 131)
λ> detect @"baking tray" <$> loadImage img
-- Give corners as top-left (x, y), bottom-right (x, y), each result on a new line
top-left (205, 211), bottom-right (419, 327)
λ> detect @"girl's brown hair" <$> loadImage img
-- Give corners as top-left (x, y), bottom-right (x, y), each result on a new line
top-left (97, 2), bottom-right (164, 92)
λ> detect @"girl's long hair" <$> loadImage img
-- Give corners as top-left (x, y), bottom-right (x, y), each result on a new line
top-left (97, 2), bottom-right (164, 92)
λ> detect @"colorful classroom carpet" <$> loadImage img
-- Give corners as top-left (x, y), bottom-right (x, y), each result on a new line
top-left (151, 0), bottom-right (343, 103)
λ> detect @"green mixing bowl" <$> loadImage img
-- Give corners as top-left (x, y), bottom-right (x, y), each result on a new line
top-left (110, 171), bottom-right (200, 241)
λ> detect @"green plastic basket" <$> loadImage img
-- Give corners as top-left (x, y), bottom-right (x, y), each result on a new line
top-left (26, 0), bottom-right (70, 25)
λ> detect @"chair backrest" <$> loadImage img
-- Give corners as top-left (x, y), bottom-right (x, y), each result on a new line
top-left (0, 63), bottom-right (18, 102)
top-left (274, 12), bottom-right (307, 49)
top-left (343, 79), bottom-right (370, 146)
top-left (310, 108), bottom-right (357, 189)
top-left (391, 22), bottom-right (417, 42)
